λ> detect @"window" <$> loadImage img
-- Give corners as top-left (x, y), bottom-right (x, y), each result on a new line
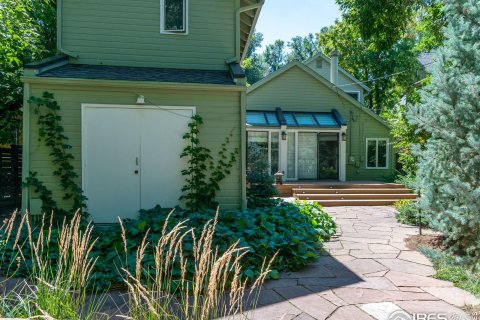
top-left (161, 0), bottom-right (187, 34)
top-left (247, 131), bottom-right (280, 176)
top-left (316, 59), bottom-right (323, 68)
top-left (346, 91), bottom-right (360, 102)
top-left (366, 139), bottom-right (388, 169)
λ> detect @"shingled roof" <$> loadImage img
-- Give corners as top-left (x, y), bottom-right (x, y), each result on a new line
top-left (37, 64), bottom-right (237, 85)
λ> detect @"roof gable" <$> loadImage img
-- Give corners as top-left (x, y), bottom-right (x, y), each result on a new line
top-left (305, 52), bottom-right (371, 92)
top-left (247, 61), bottom-right (389, 129)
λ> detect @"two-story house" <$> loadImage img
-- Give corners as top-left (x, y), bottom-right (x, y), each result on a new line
top-left (22, 0), bottom-right (264, 222)
top-left (246, 51), bottom-right (395, 182)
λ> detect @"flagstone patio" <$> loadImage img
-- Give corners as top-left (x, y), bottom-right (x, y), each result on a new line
top-left (249, 206), bottom-right (480, 320)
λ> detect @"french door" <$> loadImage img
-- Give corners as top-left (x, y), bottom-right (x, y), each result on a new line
top-left (82, 105), bottom-right (193, 223)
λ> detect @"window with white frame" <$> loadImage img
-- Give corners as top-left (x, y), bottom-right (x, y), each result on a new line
top-left (366, 138), bottom-right (388, 169)
top-left (247, 131), bottom-right (279, 175)
top-left (161, 0), bottom-right (188, 34)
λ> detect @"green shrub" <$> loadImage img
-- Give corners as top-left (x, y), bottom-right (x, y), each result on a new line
top-left (1, 202), bottom-right (336, 291)
top-left (394, 200), bottom-right (427, 227)
top-left (421, 248), bottom-right (480, 296)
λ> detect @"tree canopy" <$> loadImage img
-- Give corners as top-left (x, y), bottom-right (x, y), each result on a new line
top-left (0, 0), bottom-right (56, 144)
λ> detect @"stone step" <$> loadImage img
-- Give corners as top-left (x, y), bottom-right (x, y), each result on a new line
top-left (293, 188), bottom-right (414, 195)
top-left (311, 199), bottom-right (414, 206)
top-left (296, 193), bottom-right (417, 201)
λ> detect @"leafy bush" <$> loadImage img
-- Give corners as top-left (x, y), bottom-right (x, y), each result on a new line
top-left (395, 173), bottom-right (418, 191)
top-left (394, 200), bottom-right (427, 227)
top-left (1, 202), bottom-right (336, 291)
top-left (421, 248), bottom-right (480, 297)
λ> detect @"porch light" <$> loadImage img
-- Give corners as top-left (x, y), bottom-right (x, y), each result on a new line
top-left (281, 131), bottom-right (287, 140)
top-left (136, 95), bottom-right (145, 104)
top-left (342, 132), bottom-right (347, 141)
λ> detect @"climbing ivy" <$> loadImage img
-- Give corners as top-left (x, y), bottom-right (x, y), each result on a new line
top-left (25, 92), bottom-right (86, 217)
top-left (180, 115), bottom-right (238, 212)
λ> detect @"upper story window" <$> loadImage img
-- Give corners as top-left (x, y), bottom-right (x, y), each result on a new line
top-left (366, 138), bottom-right (388, 169)
top-left (346, 91), bottom-right (361, 102)
top-left (161, 0), bottom-right (188, 34)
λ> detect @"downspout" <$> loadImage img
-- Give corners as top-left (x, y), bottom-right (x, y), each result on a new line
top-left (227, 0), bottom-right (265, 64)
top-left (57, 0), bottom-right (79, 58)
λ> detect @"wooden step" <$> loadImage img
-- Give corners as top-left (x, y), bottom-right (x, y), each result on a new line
top-left (296, 193), bottom-right (417, 201)
top-left (288, 183), bottom-right (406, 190)
top-left (312, 199), bottom-right (414, 207)
top-left (292, 188), bottom-right (413, 195)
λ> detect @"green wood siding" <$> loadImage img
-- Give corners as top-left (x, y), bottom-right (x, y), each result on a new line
top-left (247, 66), bottom-right (394, 181)
top-left (26, 83), bottom-right (243, 211)
top-left (62, 0), bottom-right (236, 70)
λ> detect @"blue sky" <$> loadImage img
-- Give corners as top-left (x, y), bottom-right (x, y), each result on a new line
top-left (255, 0), bottom-right (342, 49)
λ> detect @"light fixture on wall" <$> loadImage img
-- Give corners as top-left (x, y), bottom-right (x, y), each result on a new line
top-left (281, 131), bottom-right (287, 140)
top-left (136, 95), bottom-right (145, 104)
top-left (341, 132), bottom-right (347, 141)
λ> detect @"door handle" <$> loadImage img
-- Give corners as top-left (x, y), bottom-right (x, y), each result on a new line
top-left (134, 170), bottom-right (139, 175)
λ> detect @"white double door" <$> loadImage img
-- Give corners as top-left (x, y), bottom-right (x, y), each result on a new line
top-left (82, 105), bottom-right (193, 223)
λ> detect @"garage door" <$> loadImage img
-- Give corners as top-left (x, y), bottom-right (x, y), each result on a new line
top-left (82, 105), bottom-right (194, 223)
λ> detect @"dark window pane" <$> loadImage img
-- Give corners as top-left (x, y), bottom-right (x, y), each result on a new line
top-left (346, 92), bottom-right (360, 101)
top-left (265, 112), bottom-right (279, 126)
top-left (314, 114), bottom-right (339, 127)
top-left (271, 132), bottom-right (279, 175)
top-left (246, 112), bottom-right (267, 126)
top-left (164, 0), bottom-right (184, 31)
top-left (295, 114), bottom-right (316, 126)
top-left (378, 140), bottom-right (387, 167)
top-left (367, 140), bottom-right (377, 167)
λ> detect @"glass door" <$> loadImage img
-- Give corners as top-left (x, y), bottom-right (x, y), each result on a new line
top-left (298, 132), bottom-right (318, 179)
top-left (318, 133), bottom-right (339, 179)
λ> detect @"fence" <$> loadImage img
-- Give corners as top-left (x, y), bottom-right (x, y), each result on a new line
top-left (0, 145), bottom-right (22, 210)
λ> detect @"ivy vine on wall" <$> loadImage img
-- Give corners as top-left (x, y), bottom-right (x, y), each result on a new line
top-left (180, 115), bottom-right (238, 212)
top-left (24, 92), bottom-right (86, 217)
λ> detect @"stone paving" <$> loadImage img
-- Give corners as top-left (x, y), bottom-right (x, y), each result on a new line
top-left (248, 206), bottom-right (480, 320)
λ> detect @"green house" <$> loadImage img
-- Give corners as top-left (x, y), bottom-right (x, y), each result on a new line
top-left (246, 52), bottom-right (395, 182)
top-left (22, 0), bottom-right (264, 222)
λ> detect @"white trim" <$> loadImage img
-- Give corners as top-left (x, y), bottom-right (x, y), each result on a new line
top-left (246, 127), bottom-right (347, 181)
top-left (81, 103), bottom-right (196, 210)
top-left (160, 0), bottom-right (189, 35)
top-left (365, 138), bottom-right (389, 169)
top-left (339, 127), bottom-right (347, 181)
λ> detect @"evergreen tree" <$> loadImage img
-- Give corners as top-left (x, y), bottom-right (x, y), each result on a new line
top-left (409, 0), bottom-right (480, 259)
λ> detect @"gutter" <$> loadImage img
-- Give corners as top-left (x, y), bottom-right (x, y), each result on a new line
top-left (57, 0), bottom-right (79, 58)
top-left (227, 0), bottom-right (265, 64)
